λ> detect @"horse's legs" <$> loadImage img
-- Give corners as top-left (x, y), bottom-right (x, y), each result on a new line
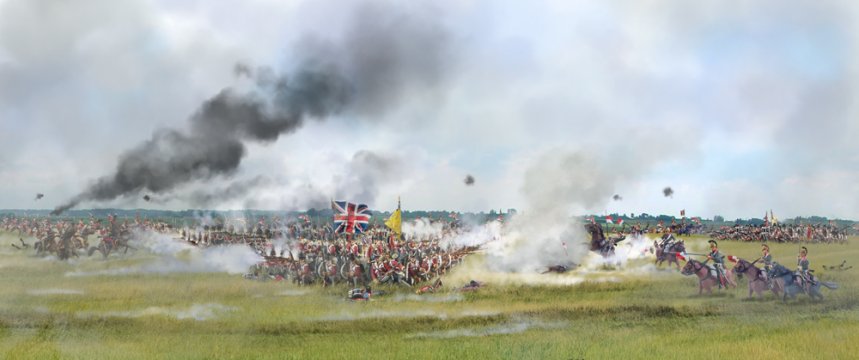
top-left (810, 287), bottom-right (822, 301)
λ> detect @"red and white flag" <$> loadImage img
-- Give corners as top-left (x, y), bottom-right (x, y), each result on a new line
top-left (675, 253), bottom-right (687, 261)
top-left (605, 215), bottom-right (614, 224)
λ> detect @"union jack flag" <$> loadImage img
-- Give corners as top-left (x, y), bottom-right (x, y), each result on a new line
top-left (332, 201), bottom-right (371, 234)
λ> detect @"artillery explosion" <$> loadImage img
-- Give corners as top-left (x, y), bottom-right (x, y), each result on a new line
top-left (662, 187), bottom-right (674, 198)
top-left (464, 175), bottom-right (475, 186)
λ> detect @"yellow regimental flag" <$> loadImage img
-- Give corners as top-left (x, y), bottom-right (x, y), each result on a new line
top-left (385, 208), bottom-right (402, 236)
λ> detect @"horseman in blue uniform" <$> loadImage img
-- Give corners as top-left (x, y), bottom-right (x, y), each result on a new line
top-left (703, 240), bottom-right (726, 288)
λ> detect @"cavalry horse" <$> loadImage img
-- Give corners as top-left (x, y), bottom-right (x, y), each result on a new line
top-left (681, 259), bottom-right (737, 295)
top-left (585, 223), bottom-right (626, 258)
top-left (730, 258), bottom-right (783, 299)
top-left (87, 230), bottom-right (135, 258)
top-left (654, 236), bottom-right (685, 270)
top-left (768, 263), bottom-right (838, 302)
top-left (33, 233), bottom-right (56, 256)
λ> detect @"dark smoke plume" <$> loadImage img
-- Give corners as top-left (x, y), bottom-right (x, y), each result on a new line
top-left (34, 193), bottom-right (44, 201)
top-left (464, 174), bottom-right (475, 186)
top-left (187, 176), bottom-right (272, 207)
top-left (142, 195), bottom-right (151, 202)
top-left (52, 4), bottom-right (453, 215)
top-left (612, 194), bottom-right (622, 201)
top-left (139, 150), bottom-right (401, 209)
top-left (663, 187), bottom-right (674, 198)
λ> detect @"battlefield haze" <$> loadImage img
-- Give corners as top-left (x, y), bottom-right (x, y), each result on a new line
top-left (2, 1), bottom-right (859, 218)
top-left (2, 1), bottom-right (859, 359)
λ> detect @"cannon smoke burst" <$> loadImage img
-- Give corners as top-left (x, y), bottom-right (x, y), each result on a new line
top-left (464, 175), bottom-right (475, 186)
top-left (663, 187), bottom-right (674, 198)
top-left (52, 3), bottom-right (453, 214)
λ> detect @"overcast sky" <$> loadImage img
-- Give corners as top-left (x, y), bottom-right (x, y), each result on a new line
top-left (1, 0), bottom-right (858, 220)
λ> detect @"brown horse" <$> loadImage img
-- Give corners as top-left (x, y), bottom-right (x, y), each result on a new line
top-left (654, 241), bottom-right (685, 270)
top-left (730, 258), bottom-right (783, 299)
top-left (585, 223), bottom-right (624, 258)
top-left (681, 259), bottom-right (737, 295)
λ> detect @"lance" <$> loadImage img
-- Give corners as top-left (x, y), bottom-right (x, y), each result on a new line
top-left (667, 251), bottom-right (708, 257)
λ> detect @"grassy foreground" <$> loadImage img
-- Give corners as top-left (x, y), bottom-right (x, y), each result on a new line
top-left (0, 233), bottom-right (857, 360)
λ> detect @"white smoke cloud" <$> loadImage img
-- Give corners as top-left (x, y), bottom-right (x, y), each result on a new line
top-left (77, 303), bottom-right (235, 321)
top-left (66, 230), bottom-right (262, 276)
top-left (390, 293), bottom-right (464, 303)
top-left (402, 218), bottom-right (445, 240)
top-left (278, 289), bottom-right (310, 297)
top-left (406, 318), bottom-right (566, 339)
top-left (314, 309), bottom-right (499, 322)
top-left (441, 221), bottom-right (502, 249)
top-left (27, 288), bottom-right (85, 296)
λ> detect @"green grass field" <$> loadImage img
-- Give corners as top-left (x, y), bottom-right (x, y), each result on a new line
top-left (1, 233), bottom-right (857, 359)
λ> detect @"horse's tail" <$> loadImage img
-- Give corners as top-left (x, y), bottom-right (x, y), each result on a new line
top-left (820, 281), bottom-right (838, 290)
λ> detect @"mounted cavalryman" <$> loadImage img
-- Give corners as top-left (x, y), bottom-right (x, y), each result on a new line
top-left (760, 243), bottom-right (774, 288)
top-left (797, 246), bottom-right (815, 290)
top-left (704, 240), bottom-right (726, 289)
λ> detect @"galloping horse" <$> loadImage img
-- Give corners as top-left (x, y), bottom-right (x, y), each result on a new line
top-left (768, 263), bottom-right (838, 302)
top-left (654, 240), bottom-right (685, 270)
top-left (730, 258), bottom-right (782, 299)
top-left (681, 259), bottom-right (737, 295)
top-left (87, 230), bottom-right (135, 259)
